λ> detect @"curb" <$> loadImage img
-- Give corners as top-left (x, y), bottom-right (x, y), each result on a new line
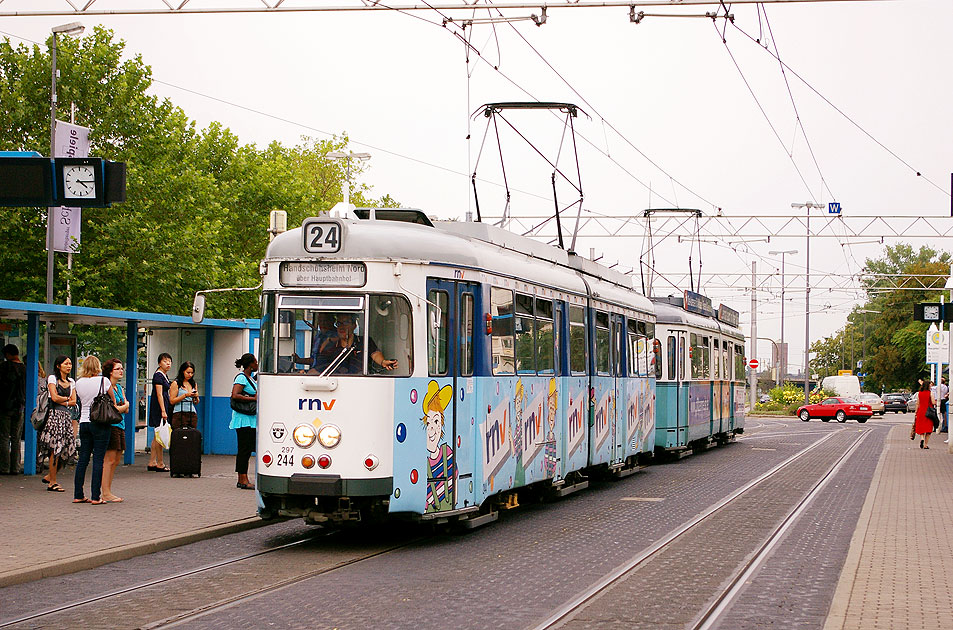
top-left (0, 516), bottom-right (267, 588)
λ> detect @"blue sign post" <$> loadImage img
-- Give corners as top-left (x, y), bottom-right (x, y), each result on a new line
top-left (828, 202), bottom-right (842, 215)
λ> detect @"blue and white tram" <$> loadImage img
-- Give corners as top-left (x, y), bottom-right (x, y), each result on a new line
top-left (652, 293), bottom-right (746, 454)
top-left (255, 209), bottom-right (656, 525)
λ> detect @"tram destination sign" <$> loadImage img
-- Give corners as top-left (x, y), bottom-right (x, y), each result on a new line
top-left (279, 262), bottom-right (366, 288)
top-left (716, 304), bottom-right (740, 328)
top-left (683, 290), bottom-right (714, 318)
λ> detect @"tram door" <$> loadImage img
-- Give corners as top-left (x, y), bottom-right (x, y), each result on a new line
top-left (677, 331), bottom-right (689, 443)
top-left (425, 278), bottom-right (479, 512)
top-left (611, 315), bottom-right (625, 463)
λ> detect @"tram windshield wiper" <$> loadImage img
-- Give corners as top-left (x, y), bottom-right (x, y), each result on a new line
top-left (319, 346), bottom-right (354, 377)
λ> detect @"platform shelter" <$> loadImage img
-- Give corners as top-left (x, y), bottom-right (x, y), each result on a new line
top-left (0, 299), bottom-right (258, 473)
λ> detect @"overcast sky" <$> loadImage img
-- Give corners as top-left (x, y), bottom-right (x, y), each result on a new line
top-left (3, 0), bottom-right (952, 372)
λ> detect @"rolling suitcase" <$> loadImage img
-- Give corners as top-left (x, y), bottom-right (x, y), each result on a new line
top-left (169, 427), bottom-right (202, 477)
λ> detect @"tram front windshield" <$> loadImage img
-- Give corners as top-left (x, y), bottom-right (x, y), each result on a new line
top-left (262, 294), bottom-right (413, 377)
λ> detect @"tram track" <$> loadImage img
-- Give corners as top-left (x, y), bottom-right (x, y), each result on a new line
top-left (531, 426), bottom-right (872, 630)
top-left (0, 528), bottom-right (421, 630)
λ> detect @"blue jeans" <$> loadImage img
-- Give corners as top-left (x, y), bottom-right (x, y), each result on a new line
top-left (74, 422), bottom-right (110, 501)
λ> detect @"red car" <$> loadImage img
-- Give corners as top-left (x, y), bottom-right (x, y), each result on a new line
top-left (797, 397), bottom-right (872, 423)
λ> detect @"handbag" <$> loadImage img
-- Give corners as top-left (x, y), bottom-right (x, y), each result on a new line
top-left (230, 375), bottom-right (257, 415)
top-left (926, 405), bottom-right (939, 429)
top-left (30, 384), bottom-right (50, 431)
top-left (155, 420), bottom-right (172, 449)
top-left (90, 378), bottom-right (122, 425)
top-left (70, 398), bottom-right (81, 422)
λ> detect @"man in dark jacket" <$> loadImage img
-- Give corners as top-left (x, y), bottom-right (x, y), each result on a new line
top-left (0, 344), bottom-right (26, 474)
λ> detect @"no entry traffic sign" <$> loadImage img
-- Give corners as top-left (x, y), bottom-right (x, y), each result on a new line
top-left (748, 358), bottom-right (760, 370)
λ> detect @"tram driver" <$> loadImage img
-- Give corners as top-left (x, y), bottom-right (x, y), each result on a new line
top-left (308, 313), bottom-right (398, 375)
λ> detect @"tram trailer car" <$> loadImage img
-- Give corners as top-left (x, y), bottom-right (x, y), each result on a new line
top-left (652, 295), bottom-right (746, 455)
top-left (255, 208), bottom-right (659, 526)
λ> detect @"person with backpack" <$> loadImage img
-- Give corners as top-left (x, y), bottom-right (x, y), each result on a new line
top-left (0, 344), bottom-right (26, 475)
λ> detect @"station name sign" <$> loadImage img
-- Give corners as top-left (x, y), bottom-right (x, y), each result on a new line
top-left (279, 262), bottom-right (366, 288)
top-left (683, 290), bottom-right (714, 318)
top-left (716, 304), bottom-right (740, 328)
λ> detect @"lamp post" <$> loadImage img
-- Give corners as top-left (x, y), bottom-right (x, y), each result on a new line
top-left (327, 150), bottom-right (371, 209)
top-left (769, 248), bottom-right (798, 385)
top-left (792, 202), bottom-right (825, 404)
top-left (47, 21), bottom-right (84, 304)
top-left (857, 309), bottom-right (880, 381)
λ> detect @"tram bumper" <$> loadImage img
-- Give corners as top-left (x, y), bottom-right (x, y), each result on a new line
top-left (258, 473), bottom-right (393, 497)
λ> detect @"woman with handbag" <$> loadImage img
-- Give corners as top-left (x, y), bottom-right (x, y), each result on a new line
top-left (914, 380), bottom-right (937, 450)
top-left (39, 356), bottom-right (77, 492)
top-left (230, 353), bottom-right (258, 490)
top-left (73, 356), bottom-right (113, 504)
top-left (148, 353), bottom-right (173, 472)
top-left (100, 358), bottom-right (129, 503)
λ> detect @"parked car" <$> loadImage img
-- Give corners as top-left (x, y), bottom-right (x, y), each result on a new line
top-left (907, 394), bottom-right (919, 414)
top-left (858, 393), bottom-right (885, 415)
top-left (882, 393), bottom-right (908, 414)
top-left (759, 394), bottom-right (771, 404)
top-left (797, 397), bottom-right (873, 423)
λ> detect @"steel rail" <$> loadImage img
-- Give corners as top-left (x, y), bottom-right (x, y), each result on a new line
top-left (692, 427), bottom-right (871, 630)
top-left (529, 426), bottom-right (857, 630)
top-left (0, 530), bottom-right (330, 628)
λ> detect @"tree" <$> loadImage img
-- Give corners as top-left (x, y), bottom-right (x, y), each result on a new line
top-left (810, 244), bottom-right (950, 392)
top-left (0, 27), bottom-right (400, 320)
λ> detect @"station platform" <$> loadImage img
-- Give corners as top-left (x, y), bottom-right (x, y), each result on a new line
top-left (0, 452), bottom-right (262, 588)
top-left (1, 422), bottom-right (952, 629)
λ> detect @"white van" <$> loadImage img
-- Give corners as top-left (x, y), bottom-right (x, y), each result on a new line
top-left (821, 375), bottom-right (861, 399)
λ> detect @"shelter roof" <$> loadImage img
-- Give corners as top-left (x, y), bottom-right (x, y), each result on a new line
top-left (0, 299), bottom-right (254, 329)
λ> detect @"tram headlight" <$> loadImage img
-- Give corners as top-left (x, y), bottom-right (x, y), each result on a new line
top-left (292, 424), bottom-right (317, 448)
top-left (317, 424), bottom-right (342, 449)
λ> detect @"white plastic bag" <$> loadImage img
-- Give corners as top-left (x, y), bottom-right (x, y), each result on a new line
top-left (155, 420), bottom-right (172, 449)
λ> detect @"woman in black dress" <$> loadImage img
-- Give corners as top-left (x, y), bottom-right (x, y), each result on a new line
top-left (147, 353), bottom-right (173, 472)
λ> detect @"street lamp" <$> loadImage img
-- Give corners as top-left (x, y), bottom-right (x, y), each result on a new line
top-left (792, 202), bottom-right (825, 404)
top-left (47, 21), bottom-right (84, 304)
top-left (327, 150), bottom-right (371, 209)
top-left (769, 248), bottom-right (798, 384)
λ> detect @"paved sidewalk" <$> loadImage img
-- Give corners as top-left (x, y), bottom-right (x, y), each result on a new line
top-left (825, 425), bottom-right (953, 630)
top-left (0, 452), bottom-right (263, 587)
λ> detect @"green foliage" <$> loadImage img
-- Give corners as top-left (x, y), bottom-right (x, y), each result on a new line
top-left (754, 385), bottom-right (837, 415)
top-left (810, 244), bottom-right (950, 392)
top-left (0, 28), bottom-right (400, 321)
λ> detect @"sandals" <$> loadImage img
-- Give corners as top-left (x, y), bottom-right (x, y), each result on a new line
top-left (47, 483), bottom-right (65, 492)
top-left (155, 466), bottom-right (170, 472)
top-left (72, 497), bottom-right (91, 504)
top-left (90, 499), bottom-right (106, 505)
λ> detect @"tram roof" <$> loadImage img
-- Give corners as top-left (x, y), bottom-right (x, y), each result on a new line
top-left (266, 210), bottom-right (652, 313)
top-left (652, 298), bottom-right (744, 339)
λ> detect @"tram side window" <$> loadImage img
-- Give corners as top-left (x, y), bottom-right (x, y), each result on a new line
top-left (667, 336), bottom-right (676, 381)
top-left (515, 293), bottom-right (536, 374)
top-left (723, 340), bottom-right (731, 380)
top-left (367, 295), bottom-right (413, 377)
top-left (612, 319), bottom-right (623, 376)
top-left (734, 344), bottom-right (745, 381)
top-left (713, 337), bottom-right (721, 380)
top-left (460, 293), bottom-right (474, 377)
top-left (491, 288), bottom-right (515, 375)
top-left (627, 320), bottom-right (639, 376)
top-left (595, 311), bottom-right (610, 375)
top-left (569, 305), bottom-right (587, 374)
top-left (637, 321), bottom-right (649, 377)
top-left (428, 290), bottom-right (449, 376)
top-left (536, 298), bottom-right (555, 373)
top-left (646, 322), bottom-right (657, 378)
top-left (678, 336), bottom-right (685, 381)
top-left (691, 333), bottom-right (711, 380)
top-left (260, 294), bottom-right (277, 374)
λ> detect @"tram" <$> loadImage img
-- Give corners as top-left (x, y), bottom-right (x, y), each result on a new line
top-left (254, 208), bottom-right (658, 526)
top-left (652, 294), bottom-right (746, 453)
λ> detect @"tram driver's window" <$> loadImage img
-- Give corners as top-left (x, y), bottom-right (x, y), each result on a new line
top-left (368, 294), bottom-right (413, 377)
top-left (460, 293), bottom-right (474, 377)
top-left (536, 298), bottom-right (555, 374)
top-left (491, 288), bottom-right (515, 375)
top-left (428, 290), bottom-right (449, 376)
top-left (569, 304), bottom-right (587, 374)
top-left (734, 344), bottom-right (745, 381)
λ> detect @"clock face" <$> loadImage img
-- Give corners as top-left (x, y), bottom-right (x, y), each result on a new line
top-left (924, 305), bottom-right (941, 321)
top-left (63, 165), bottom-right (96, 198)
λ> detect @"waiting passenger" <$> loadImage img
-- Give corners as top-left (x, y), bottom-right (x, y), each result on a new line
top-left (313, 313), bottom-right (397, 375)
